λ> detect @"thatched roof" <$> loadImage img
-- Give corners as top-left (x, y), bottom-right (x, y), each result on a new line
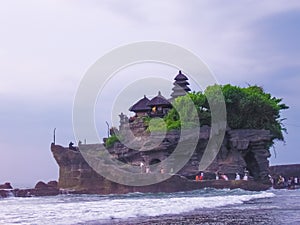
top-left (148, 91), bottom-right (172, 107)
top-left (129, 95), bottom-right (151, 112)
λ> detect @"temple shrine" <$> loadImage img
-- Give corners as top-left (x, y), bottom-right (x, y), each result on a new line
top-left (129, 70), bottom-right (191, 118)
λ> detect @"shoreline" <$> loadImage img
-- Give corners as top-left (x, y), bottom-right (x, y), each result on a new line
top-left (0, 179), bottom-right (271, 198)
top-left (2, 161), bottom-right (300, 198)
top-left (1, 178), bottom-right (298, 198)
top-left (1, 188), bottom-right (299, 224)
top-left (93, 208), bottom-right (275, 225)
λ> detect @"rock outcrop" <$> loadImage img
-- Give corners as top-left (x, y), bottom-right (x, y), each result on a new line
top-left (51, 127), bottom-right (273, 194)
top-left (51, 143), bottom-right (270, 193)
top-left (269, 164), bottom-right (300, 179)
top-left (0, 181), bottom-right (59, 198)
top-left (109, 126), bottom-right (272, 181)
top-left (12, 181), bottom-right (59, 197)
top-left (0, 182), bottom-right (13, 198)
top-left (0, 182), bottom-right (13, 189)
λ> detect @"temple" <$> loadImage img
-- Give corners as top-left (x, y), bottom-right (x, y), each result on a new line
top-left (147, 91), bottom-right (172, 117)
top-left (50, 70), bottom-right (274, 194)
top-left (129, 70), bottom-right (191, 118)
top-left (129, 95), bottom-right (151, 117)
top-left (114, 70), bottom-right (272, 183)
top-left (170, 70), bottom-right (191, 100)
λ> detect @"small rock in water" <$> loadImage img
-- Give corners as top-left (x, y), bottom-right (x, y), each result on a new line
top-left (0, 182), bottom-right (13, 189)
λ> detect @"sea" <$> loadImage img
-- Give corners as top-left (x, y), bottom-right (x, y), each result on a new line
top-left (0, 188), bottom-right (299, 225)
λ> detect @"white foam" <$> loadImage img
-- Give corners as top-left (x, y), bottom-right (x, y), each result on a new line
top-left (0, 191), bottom-right (275, 225)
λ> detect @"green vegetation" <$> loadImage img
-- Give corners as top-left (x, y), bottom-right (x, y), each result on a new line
top-left (105, 134), bottom-right (120, 148)
top-left (150, 84), bottom-right (288, 141)
top-left (146, 117), bottom-right (167, 132)
top-left (220, 84), bottom-right (288, 140)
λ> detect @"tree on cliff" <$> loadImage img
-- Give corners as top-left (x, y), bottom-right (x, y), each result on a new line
top-left (165, 84), bottom-right (288, 141)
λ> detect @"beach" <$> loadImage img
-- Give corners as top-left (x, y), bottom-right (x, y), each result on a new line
top-left (1, 188), bottom-right (299, 225)
top-left (82, 189), bottom-right (300, 225)
top-left (107, 208), bottom-right (274, 225)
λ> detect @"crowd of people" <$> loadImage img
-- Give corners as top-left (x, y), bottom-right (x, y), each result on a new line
top-left (195, 170), bottom-right (249, 181)
top-left (138, 161), bottom-right (299, 190)
top-left (273, 175), bottom-right (300, 189)
top-left (139, 162), bottom-right (166, 174)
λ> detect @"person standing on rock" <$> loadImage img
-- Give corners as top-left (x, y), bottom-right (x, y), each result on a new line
top-left (235, 173), bottom-right (241, 180)
top-left (221, 173), bottom-right (228, 181)
top-left (160, 167), bottom-right (164, 174)
top-left (140, 162), bottom-right (144, 173)
top-left (146, 166), bottom-right (151, 173)
top-left (278, 175), bottom-right (285, 185)
top-left (199, 172), bottom-right (204, 181)
top-left (215, 172), bottom-right (219, 180)
top-left (243, 170), bottom-right (249, 181)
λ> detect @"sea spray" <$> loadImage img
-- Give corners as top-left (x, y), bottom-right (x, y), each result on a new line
top-left (0, 189), bottom-right (275, 225)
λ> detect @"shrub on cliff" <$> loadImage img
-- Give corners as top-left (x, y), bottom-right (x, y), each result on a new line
top-left (105, 135), bottom-right (120, 148)
top-left (166, 84), bottom-right (288, 141)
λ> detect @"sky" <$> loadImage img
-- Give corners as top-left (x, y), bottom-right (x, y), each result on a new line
top-left (0, 0), bottom-right (300, 187)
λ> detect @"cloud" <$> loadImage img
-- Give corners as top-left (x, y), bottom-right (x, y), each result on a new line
top-left (155, 1), bottom-right (300, 81)
top-left (1, 0), bottom-right (300, 185)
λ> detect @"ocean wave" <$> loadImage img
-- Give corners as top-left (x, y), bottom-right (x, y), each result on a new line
top-left (0, 189), bottom-right (275, 225)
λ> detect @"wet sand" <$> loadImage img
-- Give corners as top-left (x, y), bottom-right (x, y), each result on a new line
top-left (104, 208), bottom-right (275, 225)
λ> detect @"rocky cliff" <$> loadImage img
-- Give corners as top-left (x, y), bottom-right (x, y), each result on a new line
top-left (108, 126), bottom-right (272, 181)
top-left (0, 181), bottom-right (59, 198)
top-left (269, 164), bottom-right (300, 178)
top-left (51, 127), bottom-right (273, 193)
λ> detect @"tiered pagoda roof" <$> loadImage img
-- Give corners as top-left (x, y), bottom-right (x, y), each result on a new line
top-left (170, 70), bottom-right (191, 99)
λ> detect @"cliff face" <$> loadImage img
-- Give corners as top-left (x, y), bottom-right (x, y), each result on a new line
top-left (51, 127), bottom-right (273, 193)
top-left (109, 126), bottom-right (272, 181)
top-left (269, 164), bottom-right (300, 178)
top-left (223, 129), bottom-right (272, 181)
